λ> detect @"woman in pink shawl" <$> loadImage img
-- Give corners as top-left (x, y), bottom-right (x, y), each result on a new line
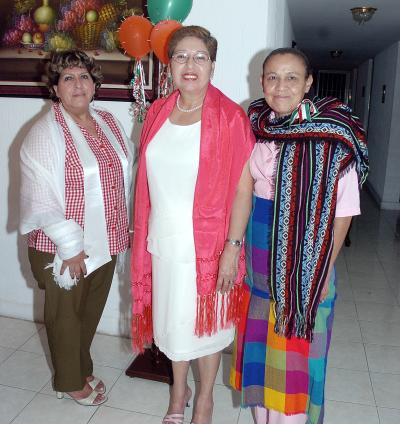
top-left (131, 26), bottom-right (255, 424)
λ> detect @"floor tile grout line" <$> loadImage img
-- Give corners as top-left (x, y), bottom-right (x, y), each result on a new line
top-left (369, 369), bottom-right (400, 379)
top-left (337, 206), bottom-right (385, 420)
top-left (9, 389), bottom-right (43, 424)
top-left (98, 366), bottom-right (124, 396)
top-left (15, 327), bottom-right (44, 352)
top-left (0, 378), bottom-right (51, 393)
top-left (361, 339), bottom-right (380, 411)
top-left (357, 340), bottom-right (400, 348)
top-left (368, 370), bottom-right (400, 417)
top-left (81, 402), bottom-right (99, 424)
top-left (368, 207), bottom-right (400, 309)
top-left (324, 396), bottom-right (377, 407)
top-left (0, 348), bottom-right (17, 365)
top-left (16, 347), bottom-right (52, 358)
top-left (97, 375), bottom-right (241, 421)
top-left (1, 195), bottom-right (399, 423)
top-left (325, 399), bottom-right (379, 407)
top-left (381, 263), bottom-right (400, 308)
top-left (0, 382), bottom-right (37, 393)
top-left (90, 403), bottom-right (175, 418)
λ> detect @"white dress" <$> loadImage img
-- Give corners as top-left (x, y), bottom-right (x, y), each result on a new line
top-left (145, 119), bottom-right (234, 361)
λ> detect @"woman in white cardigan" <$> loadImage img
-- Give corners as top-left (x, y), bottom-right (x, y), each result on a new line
top-left (19, 50), bottom-right (134, 406)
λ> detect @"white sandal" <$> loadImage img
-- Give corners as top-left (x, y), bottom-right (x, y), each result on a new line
top-left (87, 376), bottom-right (106, 394)
top-left (56, 389), bottom-right (107, 406)
top-left (163, 388), bottom-right (192, 423)
top-left (162, 414), bottom-right (184, 424)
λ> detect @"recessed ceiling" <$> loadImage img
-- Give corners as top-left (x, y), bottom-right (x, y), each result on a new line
top-left (287, 0), bottom-right (400, 70)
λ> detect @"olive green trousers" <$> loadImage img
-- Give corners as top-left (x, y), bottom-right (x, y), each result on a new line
top-left (28, 248), bottom-right (116, 392)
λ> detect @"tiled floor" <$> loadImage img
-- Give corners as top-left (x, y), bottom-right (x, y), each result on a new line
top-left (1, 193), bottom-right (400, 423)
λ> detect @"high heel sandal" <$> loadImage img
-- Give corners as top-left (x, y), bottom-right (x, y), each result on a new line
top-left (162, 414), bottom-right (185, 424)
top-left (162, 388), bottom-right (192, 424)
top-left (87, 376), bottom-right (106, 394)
top-left (56, 389), bottom-right (107, 406)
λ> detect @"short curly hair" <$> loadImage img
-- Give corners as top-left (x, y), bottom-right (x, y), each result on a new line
top-left (168, 25), bottom-right (218, 62)
top-left (45, 49), bottom-right (103, 101)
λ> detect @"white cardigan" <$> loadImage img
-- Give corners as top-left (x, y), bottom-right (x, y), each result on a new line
top-left (20, 104), bottom-right (134, 288)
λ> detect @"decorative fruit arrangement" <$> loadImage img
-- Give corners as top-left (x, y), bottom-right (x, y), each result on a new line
top-left (122, 6), bottom-right (143, 18)
top-left (47, 32), bottom-right (75, 51)
top-left (38, 23), bottom-right (50, 32)
top-left (33, 0), bottom-right (56, 25)
top-left (2, 0), bottom-right (131, 51)
top-left (3, 29), bottom-right (23, 47)
top-left (100, 27), bottom-right (119, 52)
top-left (32, 31), bottom-right (45, 44)
top-left (14, 0), bottom-right (36, 15)
top-left (2, 1), bottom-right (55, 47)
top-left (85, 10), bottom-right (99, 23)
top-left (2, 14), bottom-right (38, 47)
top-left (99, 3), bottom-right (118, 24)
top-left (57, 0), bottom-right (102, 32)
top-left (16, 14), bottom-right (38, 33)
top-left (22, 32), bottom-right (33, 43)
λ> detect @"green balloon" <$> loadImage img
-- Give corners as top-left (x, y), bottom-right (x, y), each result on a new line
top-left (148, 0), bottom-right (193, 24)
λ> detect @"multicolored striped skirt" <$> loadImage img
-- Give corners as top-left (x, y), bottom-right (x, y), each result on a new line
top-left (230, 195), bottom-right (337, 424)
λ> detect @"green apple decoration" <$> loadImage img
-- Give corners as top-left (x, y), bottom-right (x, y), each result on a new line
top-left (22, 32), bottom-right (33, 44)
top-left (33, 0), bottom-right (56, 25)
top-left (85, 10), bottom-right (99, 23)
top-left (32, 32), bottom-right (44, 44)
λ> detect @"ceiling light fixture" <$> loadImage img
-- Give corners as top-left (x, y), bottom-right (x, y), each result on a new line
top-left (350, 7), bottom-right (377, 24)
top-left (330, 50), bottom-right (343, 59)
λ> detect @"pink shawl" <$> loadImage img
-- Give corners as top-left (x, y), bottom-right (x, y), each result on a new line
top-left (131, 84), bottom-right (255, 352)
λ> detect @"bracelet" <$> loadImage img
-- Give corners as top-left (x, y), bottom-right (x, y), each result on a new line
top-left (225, 238), bottom-right (243, 247)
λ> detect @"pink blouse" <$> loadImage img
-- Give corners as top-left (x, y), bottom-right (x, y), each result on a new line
top-left (249, 143), bottom-right (360, 217)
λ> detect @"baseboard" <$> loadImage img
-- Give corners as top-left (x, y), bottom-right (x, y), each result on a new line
top-left (0, 299), bottom-right (44, 323)
top-left (364, 181), bottom-right (381, 206)
top-left (379, 201), bottom-right (400, 211)
top-left (365, 181), bottom-right (400, 210)
top-left (0, 299), bottom-right (131, 338)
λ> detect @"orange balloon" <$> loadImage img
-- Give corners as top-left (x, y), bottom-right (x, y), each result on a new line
top-left (150, 20), bottom-right (182, 64)
top-left (119, 16), bottom-right (153, 60)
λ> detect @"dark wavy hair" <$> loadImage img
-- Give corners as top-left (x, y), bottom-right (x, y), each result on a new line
top-left (45, 49), bottom-right (103, 101)
top-left (168, 25), bottom-right (218, 62)
top-left (262, 47), bottom-right (312, 78)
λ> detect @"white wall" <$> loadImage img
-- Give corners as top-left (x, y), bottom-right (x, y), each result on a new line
top-left (367, 41), bottom-right (400, 210)
top-left (354, 59), bottom-right (373, 132)
top-left (186, 0), bottom-right (293, 109)
top-left (0, 98), bottom-right (136, 337)
top-left (0, 0), bottom-right (293, 336)
top-left (384, 46), bottom-right (400, 208)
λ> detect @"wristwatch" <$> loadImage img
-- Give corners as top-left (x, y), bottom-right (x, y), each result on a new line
top-left (225, 238), bottom-right (243, 247)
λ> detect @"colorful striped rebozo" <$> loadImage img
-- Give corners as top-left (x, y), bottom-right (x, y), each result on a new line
top-left (248, 97), bottom-right (368, 341)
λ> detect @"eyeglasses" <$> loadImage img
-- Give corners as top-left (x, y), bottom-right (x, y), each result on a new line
top-left (171, 51), bottom-right (211, 66)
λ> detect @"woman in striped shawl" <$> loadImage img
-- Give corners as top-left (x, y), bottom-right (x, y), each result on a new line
top-left (230, 48), bottom-right (368, 423)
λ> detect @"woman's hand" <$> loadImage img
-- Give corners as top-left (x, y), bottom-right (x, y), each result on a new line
top-left (216, 162), bottom-right (252, 295)
top-left (319, 216), bottom-right (352, 304)
top-left (60, 250), bottom-right (88, 279)
top-left (216, 244), bottom-right (240, 294)
top-left (319, 272), bottom-right (331, 303)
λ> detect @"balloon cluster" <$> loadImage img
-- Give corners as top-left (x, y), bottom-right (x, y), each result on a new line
top-left (118, 0), bottom-right (192, 122)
